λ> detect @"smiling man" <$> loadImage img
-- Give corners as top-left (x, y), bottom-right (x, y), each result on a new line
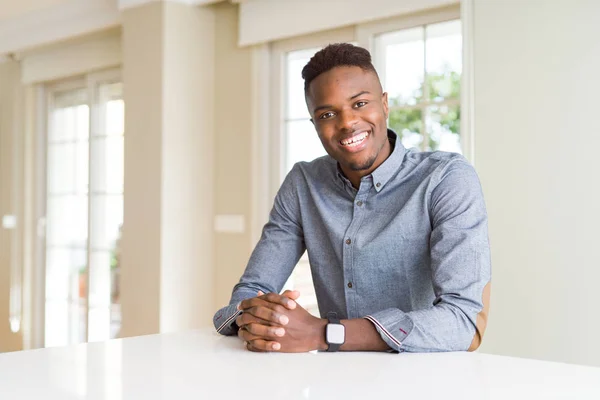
top-left (213, 43), bottom-right (491, 353)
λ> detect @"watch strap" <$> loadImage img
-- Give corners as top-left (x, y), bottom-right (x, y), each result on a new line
top-left (326, 312), bottom-right (343, 352)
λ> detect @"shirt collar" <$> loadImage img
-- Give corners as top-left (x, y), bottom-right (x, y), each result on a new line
top-left (336, 129), bottom-right (405, 192)
top-left (370, 129), bottom-right (406, 192)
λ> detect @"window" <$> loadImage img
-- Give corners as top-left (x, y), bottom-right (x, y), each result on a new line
top-left (374, 20), bottom-right (462, 153)
top-left (44, 72), bottom-right (124, 347)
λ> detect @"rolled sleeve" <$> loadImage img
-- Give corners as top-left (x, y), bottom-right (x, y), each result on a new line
top-left (365, 310), bottom-right (414, 352)
top-left (213, 304), bottom-right (243, 336)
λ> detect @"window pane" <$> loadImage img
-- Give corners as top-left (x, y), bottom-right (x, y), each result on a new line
top-left (88, 250), bottom-right (111, 342)
top-left (377, 27), bottom-right (424, 106)
top-left (45, 248), bottom-right (87, 347)
top-left (46, 195), bottom-right (88, 247)
top-left (105, 99), bottom-right (125, 136)
top-left (99, 82), bottom-right (124, 137)
top-left (90, 194), bottom-right (123, 250)
top-left (49, 91), bottom-right (88, 142)
top-left (286, 48), bottom-right (320, 120)
top-left (91, 136), bottom-right (124, 193)
top-left (426, 20), bottom-right (462, 102)
top-left (388, 107), bottom-right (424, 150)
top-left (75, 138), bottom-right (90, 195)
top-left (285, 119), bottom-right (326, 172)
top-left (425, 104), bottom-right (461, 153)
top-left (47, 143), bottom-right (75, 194)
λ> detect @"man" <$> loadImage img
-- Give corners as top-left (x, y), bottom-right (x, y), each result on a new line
top-left (213, 43), bottom-right (491, 353)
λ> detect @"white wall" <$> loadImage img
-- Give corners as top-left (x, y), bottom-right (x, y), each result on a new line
top-left (0, 0), bottom-right (70, 20)
top-left (473, 0), bottom-right (600, 367)
top-left (213, 2), bottom-right (254, 308)
top-left (0, 61), bottom-right (25, 352)
top-left (120, 1), bottom-right (216, 337)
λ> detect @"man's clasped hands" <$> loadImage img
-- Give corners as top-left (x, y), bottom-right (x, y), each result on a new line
top-left (236, 290), bottom-right (328, 353)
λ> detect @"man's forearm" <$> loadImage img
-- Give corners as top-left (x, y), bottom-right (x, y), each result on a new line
top-left (313, 318), bottom-right (390, 352)
top-left (341, 319), bottom-right (390, 351)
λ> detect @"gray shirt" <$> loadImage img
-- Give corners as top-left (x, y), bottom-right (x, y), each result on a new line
top-left (213, 130), bottom-right (491, 352)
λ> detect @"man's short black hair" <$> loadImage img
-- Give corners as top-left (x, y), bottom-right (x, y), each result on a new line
top-left (301, 43), bottom-right (378, 93)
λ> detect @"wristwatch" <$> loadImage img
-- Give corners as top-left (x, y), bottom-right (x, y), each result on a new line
top-left (325, 312), bottom-right (345, 352)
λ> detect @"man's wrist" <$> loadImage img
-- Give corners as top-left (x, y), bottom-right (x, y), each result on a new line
top-left (312, 318), bottom-right (328, 351)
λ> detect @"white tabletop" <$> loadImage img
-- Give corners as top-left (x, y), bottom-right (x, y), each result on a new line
top-left (1, 328), bottom-right (599, 399)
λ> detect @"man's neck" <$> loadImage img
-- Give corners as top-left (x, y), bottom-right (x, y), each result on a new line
top-left (343, 138), bottom-right (392, 189)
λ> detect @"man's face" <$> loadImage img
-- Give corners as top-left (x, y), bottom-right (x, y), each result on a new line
top-left (306, 66), bottom-right (389, 174)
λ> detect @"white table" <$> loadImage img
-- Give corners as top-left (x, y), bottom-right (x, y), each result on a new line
top-left (1, 328), bottom-right (599, 399)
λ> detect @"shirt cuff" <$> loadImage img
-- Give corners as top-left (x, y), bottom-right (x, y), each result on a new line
top-left (213, 303), bottom-right (243, 336)
top-left (365, 308), bottom-right (415, 352)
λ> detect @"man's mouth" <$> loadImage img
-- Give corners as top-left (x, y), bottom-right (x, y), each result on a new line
top-left (339, 131), bottom-right (369, 148)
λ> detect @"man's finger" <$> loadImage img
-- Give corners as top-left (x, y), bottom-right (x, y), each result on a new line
top-left (240, 293), bottom-right (297, 311)
top-left (245, 322), bottom-right (285, 339)
top-left (281, 289), bottom-right (301, 301)
top-left (245, 306), bottom-right (289, 326)
top-left (238, 325), bottom-right (260, 342)
top-left (262, 292), bottom-right (298, 310)
top-left (247, 339), bottom-right (281, 352)
top-left (235, 312), bottom-right (273, 328)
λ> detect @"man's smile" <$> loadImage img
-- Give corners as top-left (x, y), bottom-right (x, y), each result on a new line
top-left (339, 130), bottom-right (370, 152)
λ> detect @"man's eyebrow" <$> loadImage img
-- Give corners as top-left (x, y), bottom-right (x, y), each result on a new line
top-left (313, 104), bottom-right (333, 114)
top-left (350, 90), bottom-right (370, 100)
top-left (313, 91), bottom-right (372, 115)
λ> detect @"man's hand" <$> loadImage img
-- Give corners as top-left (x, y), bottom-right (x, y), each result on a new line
top-left (238, 291), bottom-right (327, 353)
top-left (236, 290), bottom-right (300, 351)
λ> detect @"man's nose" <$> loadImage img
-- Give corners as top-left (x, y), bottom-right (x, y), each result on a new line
top-left (337, 108), bottom-right (359, 132)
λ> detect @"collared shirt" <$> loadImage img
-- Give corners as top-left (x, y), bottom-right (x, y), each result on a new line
top-left (213, 130), bottom-right (491, 352)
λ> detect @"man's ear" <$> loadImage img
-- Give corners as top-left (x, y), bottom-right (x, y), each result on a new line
top-left (310, 118), bottom-right (314, 126)
top-left (382, 92), bottom-right (389, 119)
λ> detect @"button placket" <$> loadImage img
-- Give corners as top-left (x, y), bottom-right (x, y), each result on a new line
top-left (341, 184), bottom-right (371, 319)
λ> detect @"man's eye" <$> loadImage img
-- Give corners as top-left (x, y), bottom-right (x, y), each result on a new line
top-left (319, 112), bottom-right (335, 120)
top-left (355, 101), bottom-right (367, 108)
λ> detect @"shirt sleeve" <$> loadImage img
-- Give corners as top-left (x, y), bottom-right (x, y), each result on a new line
top-left (365, 157), bottom-right (492, 352)
top-left (213, 164), bottom-right (306, 336)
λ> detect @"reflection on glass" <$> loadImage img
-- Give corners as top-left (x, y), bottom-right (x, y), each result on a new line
top-left (285, 119), bottom-right (326, 172)
top-left (425, 105), bottom-right (461, 153)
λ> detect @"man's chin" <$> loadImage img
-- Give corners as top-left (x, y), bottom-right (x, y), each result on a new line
top-left (347, 155), bottom-right (377, 171)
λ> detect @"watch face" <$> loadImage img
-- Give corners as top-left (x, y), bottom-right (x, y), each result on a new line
top-left (326, 324), bottom-right (345, 345)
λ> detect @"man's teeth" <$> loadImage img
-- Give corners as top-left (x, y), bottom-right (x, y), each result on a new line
top-left (341, 132), bottom-right (369, 146)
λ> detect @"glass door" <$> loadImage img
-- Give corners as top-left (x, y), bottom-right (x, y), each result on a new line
top-left (44, 72), bottom-right (124, 347)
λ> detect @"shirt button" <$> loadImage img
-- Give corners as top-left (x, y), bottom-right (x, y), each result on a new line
top-left (347, 282), bottom-right (353, 288)
top-left (376, 182), bottom-right (381, 188)
top-left (345, 238), bottom-right (351, 245)
top-left (356, 200), bottom-right (363, 206)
